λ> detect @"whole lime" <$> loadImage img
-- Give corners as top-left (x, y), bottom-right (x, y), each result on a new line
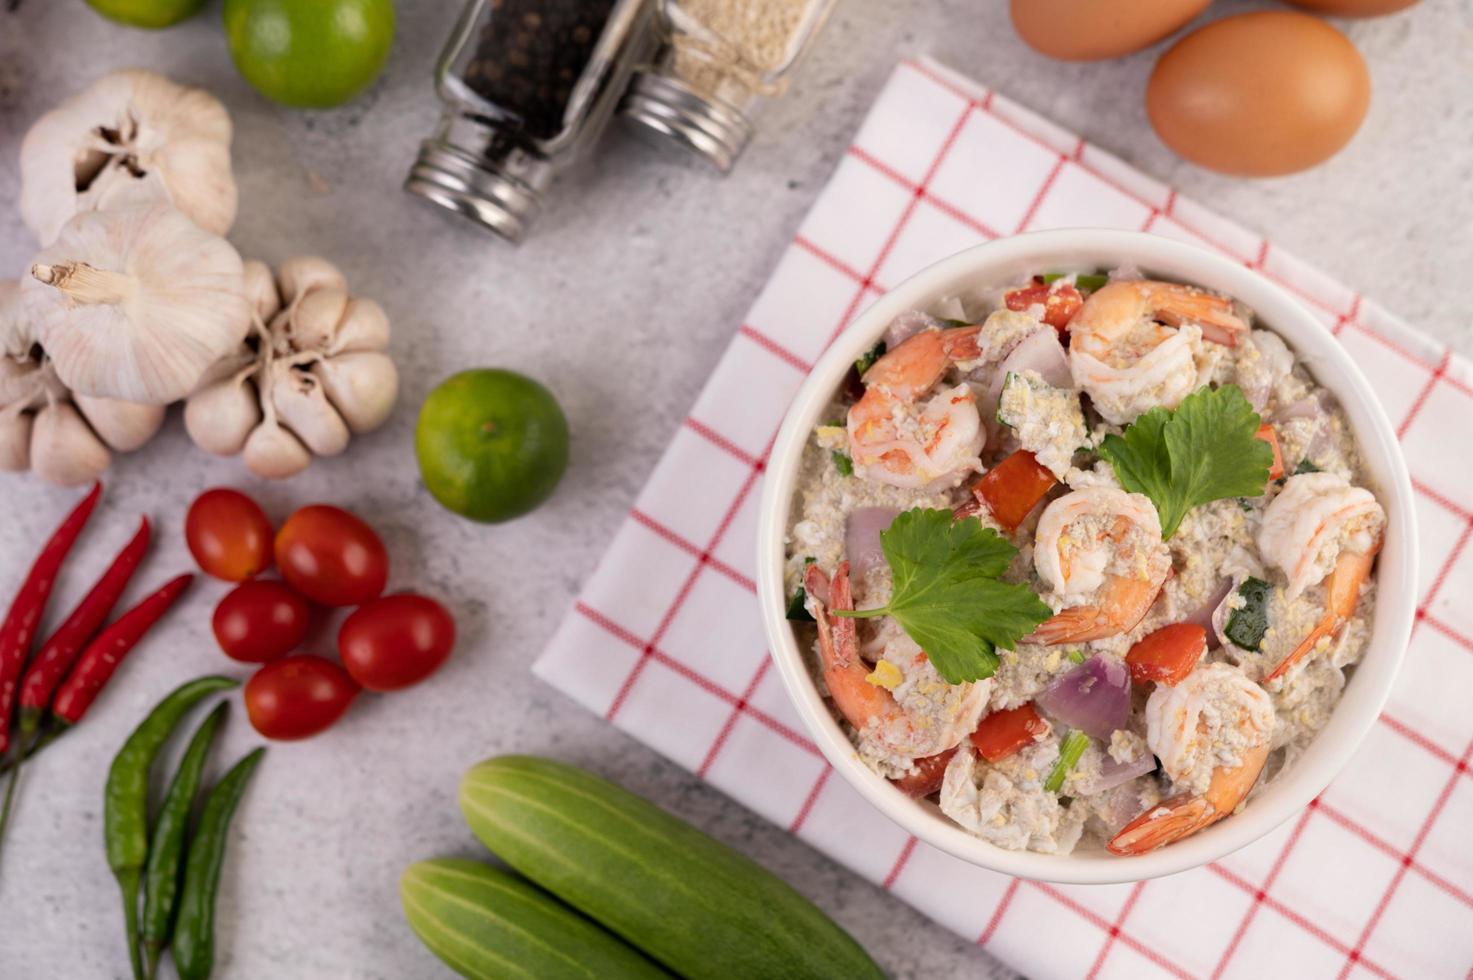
top-left (86, 0), bottom-right (207, 28)
top-left (223, 0), bottom-right (395, 109)
top-left (416, 369), bottom-right (571, 524)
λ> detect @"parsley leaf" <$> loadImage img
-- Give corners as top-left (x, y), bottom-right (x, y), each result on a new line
top-left (1098, 385), bottom-right (1274, 539)
top-left (838, 509), bottom-right (1052, 684)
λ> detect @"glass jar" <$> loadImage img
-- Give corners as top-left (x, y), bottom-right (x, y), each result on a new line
top-left (620, 0), bottom-right (838, 172)
top-left (405, 0), bottom-right (657, 241)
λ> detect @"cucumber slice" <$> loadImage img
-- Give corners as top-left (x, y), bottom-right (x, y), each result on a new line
top-left (1224, 577), bottom-right (1272, 651)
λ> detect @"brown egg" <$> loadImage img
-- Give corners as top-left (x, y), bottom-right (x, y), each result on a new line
top-left (1011, 0), bottom-right (1211, 61)
top-left (1286, 0), bottom-right (1419, 16)
top-left (1146, 12), bottom-right (1371, 177)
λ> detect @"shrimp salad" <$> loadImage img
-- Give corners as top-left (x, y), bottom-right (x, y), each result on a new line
top-left (784, 272), bottom-right (1386, 855)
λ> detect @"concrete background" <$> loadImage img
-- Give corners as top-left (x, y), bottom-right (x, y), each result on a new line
top-left (0, 0), bottom-right (1468, 976)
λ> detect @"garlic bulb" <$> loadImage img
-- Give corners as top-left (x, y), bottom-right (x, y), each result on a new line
top-left (185, 257), bottom-right (398, 479)
top-left (0, 279), bottom-right (165, 486)
top-left (19, 69), bottom-right (236, 246)
top-left (24, 203), bottom-right (250, 405)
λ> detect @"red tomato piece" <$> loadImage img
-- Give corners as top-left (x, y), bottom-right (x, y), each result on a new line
top-left (212, 580), bottom-right (311, 664)
top-left (973, 450), bottom-right (1058, 532)
top-left (274, 505), bottom-right (389, 607)
top-left (1256, 423), bottom-right (1285, 482)
top-left (185, 488), bottom-right (274, 582)
top-left (244, 654), bottom-right (360, 740)
top-left (338, 593), bottom-right (456, 692)
top-left (891, 748), bottom-right (957, 798)
top-left (1125, 623), bottom-right (1207, 686)
top-left (970, 702), bottom-right (1050, 762)
top-left (1004, 281), bottom-right (1084, 331)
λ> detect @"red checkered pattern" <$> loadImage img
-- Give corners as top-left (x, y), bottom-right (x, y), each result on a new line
top-left (534, 57), bottom-right (1473, 979)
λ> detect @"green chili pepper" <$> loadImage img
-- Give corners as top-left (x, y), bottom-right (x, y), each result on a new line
top-left (140, 702), bottom-right (228, 980)
top-left (173, 747), bottom-right (266, 980)
top-left (105, 676), bottom-right (238, 980)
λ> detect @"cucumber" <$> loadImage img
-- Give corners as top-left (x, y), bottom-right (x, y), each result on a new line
top-left (459, 756), bottom-right (885, 980)
top-left (401, 859), bottom-right (669, 980)
top-left (1225, 577), bottom-right (1273, 651)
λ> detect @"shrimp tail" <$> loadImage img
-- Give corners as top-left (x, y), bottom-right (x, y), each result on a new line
top-left (1264, 544), bottom-right (1378, 683)
top-left (1108, 741), bottom-right (1269, 854)
top-left (1107, 794), bottom-right (1220, 855)
top-left (1026, 574), bottom-right (1161, 646)
top-left (805, 562), bottom-right (857, 670)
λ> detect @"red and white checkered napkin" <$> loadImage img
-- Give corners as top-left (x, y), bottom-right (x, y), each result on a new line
top-left (534, 57), bottom-right (1473, 979)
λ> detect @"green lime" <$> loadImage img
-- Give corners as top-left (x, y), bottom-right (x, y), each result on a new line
top-left (86, 0), bottom-right (206, 28)
top-left (223, 0), bottom-right (394, 108)
top-left (416, 369), bottom-right (571, 524)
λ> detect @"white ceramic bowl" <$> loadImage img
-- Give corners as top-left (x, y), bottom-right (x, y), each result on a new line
top-left (756, 229), bottom-right (1417, 884)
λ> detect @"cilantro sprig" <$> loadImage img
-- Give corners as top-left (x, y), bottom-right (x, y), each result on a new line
top-left (836, 509), bottom-right (1051, 684)
top-left (1098, 384), bottom-right (1274, 539)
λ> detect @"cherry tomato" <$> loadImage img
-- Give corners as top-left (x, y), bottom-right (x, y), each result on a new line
top-left (185, 488), bottom-right (274, 582)
top-left (274, 505), bottom-right (389, 607)
top-left (338, 593), bottom-right (456, 691)
top-left (212, 580), bottom-right (311, 664)
top-left (244, 654), bottom-right (359, 740)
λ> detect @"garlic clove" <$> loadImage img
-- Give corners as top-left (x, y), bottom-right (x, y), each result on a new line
top-left (25, 203), bottom-right (251, 405)
top-left (0, 408), bottom-right (32, 472)
top-left (269, 360), bottom-right (350, 456)
top-left (288, 288), bottom-right (350, 352)
top-left (331, 298), bottom-right (391, 355)
top-left (184, 375), bottom-right (261, 456)
top-left (276, 256), bottom-right (346, 307)
top-left (0, 279), bottom-right (36, 357)
top-left (73, 393), bottom-right (166, 452)
top-left (31, 401), bottom-right (111, 486)
top-left (19, 69), bottom-right (236, 246)
top-left (242, 419), bottom-right (312, 480)
top-left (243, 259), bottom-right (283, 324)
top-left (313, 351), bottom-right (398, 434)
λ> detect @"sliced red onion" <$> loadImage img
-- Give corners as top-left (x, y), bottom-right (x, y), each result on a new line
top-left (1275, 390), bottom-right (1332, 422)
top-left (1036, 655), bottom-right (1131, 741)
top-left (846, 507), bottom-right (899, 577)
top-left (999, 326), bottom-right (1071, 390)
top-left (884, 311), bottom-right (942, 349)
top-left (1075, 750), bottom-right (1156, 796)
top-left (1180, 576), bottom-right (1233, 649)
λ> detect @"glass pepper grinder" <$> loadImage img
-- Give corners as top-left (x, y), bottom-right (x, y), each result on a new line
top-left (406, 0), bottom-right (657, 242)
top-left (619, 0), bottom-right (839, 172)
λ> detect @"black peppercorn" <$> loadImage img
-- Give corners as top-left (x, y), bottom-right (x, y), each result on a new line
top-left (466, 0), bottom-right (618, 141)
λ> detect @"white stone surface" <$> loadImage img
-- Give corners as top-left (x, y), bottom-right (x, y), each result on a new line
top-left (0, 1), bottom-right (1467, 977)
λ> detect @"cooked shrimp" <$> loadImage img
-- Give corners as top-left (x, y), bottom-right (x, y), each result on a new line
top-left (805, 562), bottom-right (988, 763)
top-left (1108, 664), bottom-right (1276, 854)
top-left (1259, 472), bottom-right (1385, 599)
top-left (847, 325), bottom-right (985, 490)
top-left (1027, 487), bottom-right (1172, 645)
top-left (1069, 280), bottom-right (1249, 424)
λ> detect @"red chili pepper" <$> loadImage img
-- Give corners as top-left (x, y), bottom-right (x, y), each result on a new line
top-left (51, 573), bottom-right (194, 727)
top-left (16, 517), bottom-right (151, 742)
top-left (0, 483), bottom-right (102, 755)
top-left (970, 702), bottom-right (1050, 762)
